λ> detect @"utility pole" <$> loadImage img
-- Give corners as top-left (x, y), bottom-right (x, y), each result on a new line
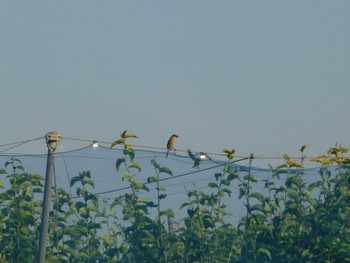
top-left (37, 132), bottom-right (61, 263)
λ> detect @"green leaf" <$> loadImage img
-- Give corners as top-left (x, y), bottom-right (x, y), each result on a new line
top-left (187, 209), bottom-right (196, 218)
top-left (257, 224), bottom-right (273, 237)
top-left (124, 144), bottom-right (135, 150)
top-left (122, 171), bottom-right (130, 180)
top-left (215, 173), bottom-right (222, 180)
top-left (142, 184), bottom-right (149, 192)
top-left (110, 139), bottom-right (124, 149)
top-left (223, 149), bottom-right (235, 155)
top-left (70, 176), bottom-right (81, 187)
top-left (75, 201), bottom-right (86, 210)
top-left (227, 173), bottom-right (238, 181)
top-left (300, 144), bottom-right (309, 153)
top-left (238, 188), bottom-right (245, 199)
top-left (115, 158), bottom-right (125, 171)
top-left (84, 179), bottom-right (95, 188)
top-left (208, 182), bottom-right (218, 188)
top-left (160, 208), bottom-right (175, 218)
top-left (137, 197), bottom-right (150, 203)
top-left (251, 204), bottom-right (266, 213)
top-left (124, 133), bottom-right (139, 139)
top-left (5, 161), bottom-right (11, 168)
top-left (301, 249), bottom-right (310, 258)
top-left (180, 202), bottom-right (189, 209)
top-left (250, 192), bottom-right (265, 203)
top-left (221, 179), bottom-right (230, 186)
top-left (0, 169), bottom-right (6, 174)
top-left (257, 248), bottom-right (271, 261)
top-left (151, 159), bottom-right (161, 169)
top-left (129, 162), bottom-right (142, 172)
top-left (159, 167), bottom-right (173, 176)
top-left (131, 178), bottom-right (142, 190)
top-left (123, 148), bottom-right (135, 160)
top-left (159, 194), bottom-right (167, 199)
top-left (147, 176), bottom-right (158, 183)
top-left (223, 188), bottom-right (232, 196)
top-left (101, 235), bottom-right (111, 245)
top-left (0, 180), bottom-right (3, 188)
top-left (244, 174), bottom-right (258, 183)
top-left (157, 185), bottom-right (166, 191)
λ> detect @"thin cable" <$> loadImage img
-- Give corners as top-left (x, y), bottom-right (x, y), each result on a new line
top-left (61, 136), bottom-right (228, 157)
top-left (0, 137), bottom-right (44, 153)
top-left (52, 160), bottom-right (60, 252)
top-left (61, 135), bottom-right (324, 160)
top-left (72, 156), bottom-right (250, 199)
top-left (60, 145), bottom-right (72, 196)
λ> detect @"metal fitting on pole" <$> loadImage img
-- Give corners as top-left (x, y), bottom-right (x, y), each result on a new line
top-left (45, 131), bottom-right (61, 153)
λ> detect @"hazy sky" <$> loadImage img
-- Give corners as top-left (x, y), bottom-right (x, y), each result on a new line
top-left (1, 1), bottom-right (349, 164)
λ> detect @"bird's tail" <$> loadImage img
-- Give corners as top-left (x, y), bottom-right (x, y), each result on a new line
top-left (165, 150), bottom-right (169, 158)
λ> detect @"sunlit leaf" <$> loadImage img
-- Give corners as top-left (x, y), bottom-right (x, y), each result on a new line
top-left (124, 133), bottom-right (138, 139)
top-left (160, 208), bottom-right (175, 217)
top-left (257, 248), bottom-right (271, 261)
top-left (151, 159), bottom-right (161, 169)
top-left (123, 149), bottom-right (135, 160)
top-left (157, 186), bottom-right (166, 191)
top-left (159, 167), bottom-right (173, 176)
top-left (301, 249), bottom-right (310, 258)
top-left (137, 197), bottom-right (150, 203)
top-left (124, 144), bottom-right (135, 150)
top-left (129, 162), bottom-right (142, 172)
top-left (110, 139), bottom-right (124, 149)
top-left (244, 174), bottom-right (258, 183)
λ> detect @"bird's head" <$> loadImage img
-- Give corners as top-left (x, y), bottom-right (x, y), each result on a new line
top-left (172, 134), bottom-right (179, 138)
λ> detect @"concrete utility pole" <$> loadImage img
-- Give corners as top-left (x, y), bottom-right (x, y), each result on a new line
top-left (37, 132), bottom-right (61, 263)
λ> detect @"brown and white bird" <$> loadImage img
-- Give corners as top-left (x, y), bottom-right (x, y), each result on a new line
top-left (165, 134), bottom-right (179, 158)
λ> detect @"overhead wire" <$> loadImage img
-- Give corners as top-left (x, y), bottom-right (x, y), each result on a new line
top-left (0, 135), bottom-right (324, 161)
top-left (71, 156), bottom-right (250, 199)
top-left (0, 137), bottom-right (44, 153)
top-left (61, 135), bottom-right (325, 161)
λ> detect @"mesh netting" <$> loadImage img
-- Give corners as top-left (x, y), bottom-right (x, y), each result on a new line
top-left (0, 144), bottom-right (324, 224)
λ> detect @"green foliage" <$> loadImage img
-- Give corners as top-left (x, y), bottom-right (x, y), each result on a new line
top-left (0, 162), bottom-right (43, 262)
top-left (0, 143), bottom-right (350, 262)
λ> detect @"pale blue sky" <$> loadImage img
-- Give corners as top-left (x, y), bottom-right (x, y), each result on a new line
top-left (1, 1), bottom-right (349, 164)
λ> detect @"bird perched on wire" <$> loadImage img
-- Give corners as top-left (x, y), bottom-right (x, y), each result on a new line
top-left (165, 134), bottom-right (179, 158)
top-left (187, 149), bottom-right (200, 169)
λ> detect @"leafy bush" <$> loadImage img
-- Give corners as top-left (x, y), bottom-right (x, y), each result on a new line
top-left (0, 139), bottom-right (349, 262)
